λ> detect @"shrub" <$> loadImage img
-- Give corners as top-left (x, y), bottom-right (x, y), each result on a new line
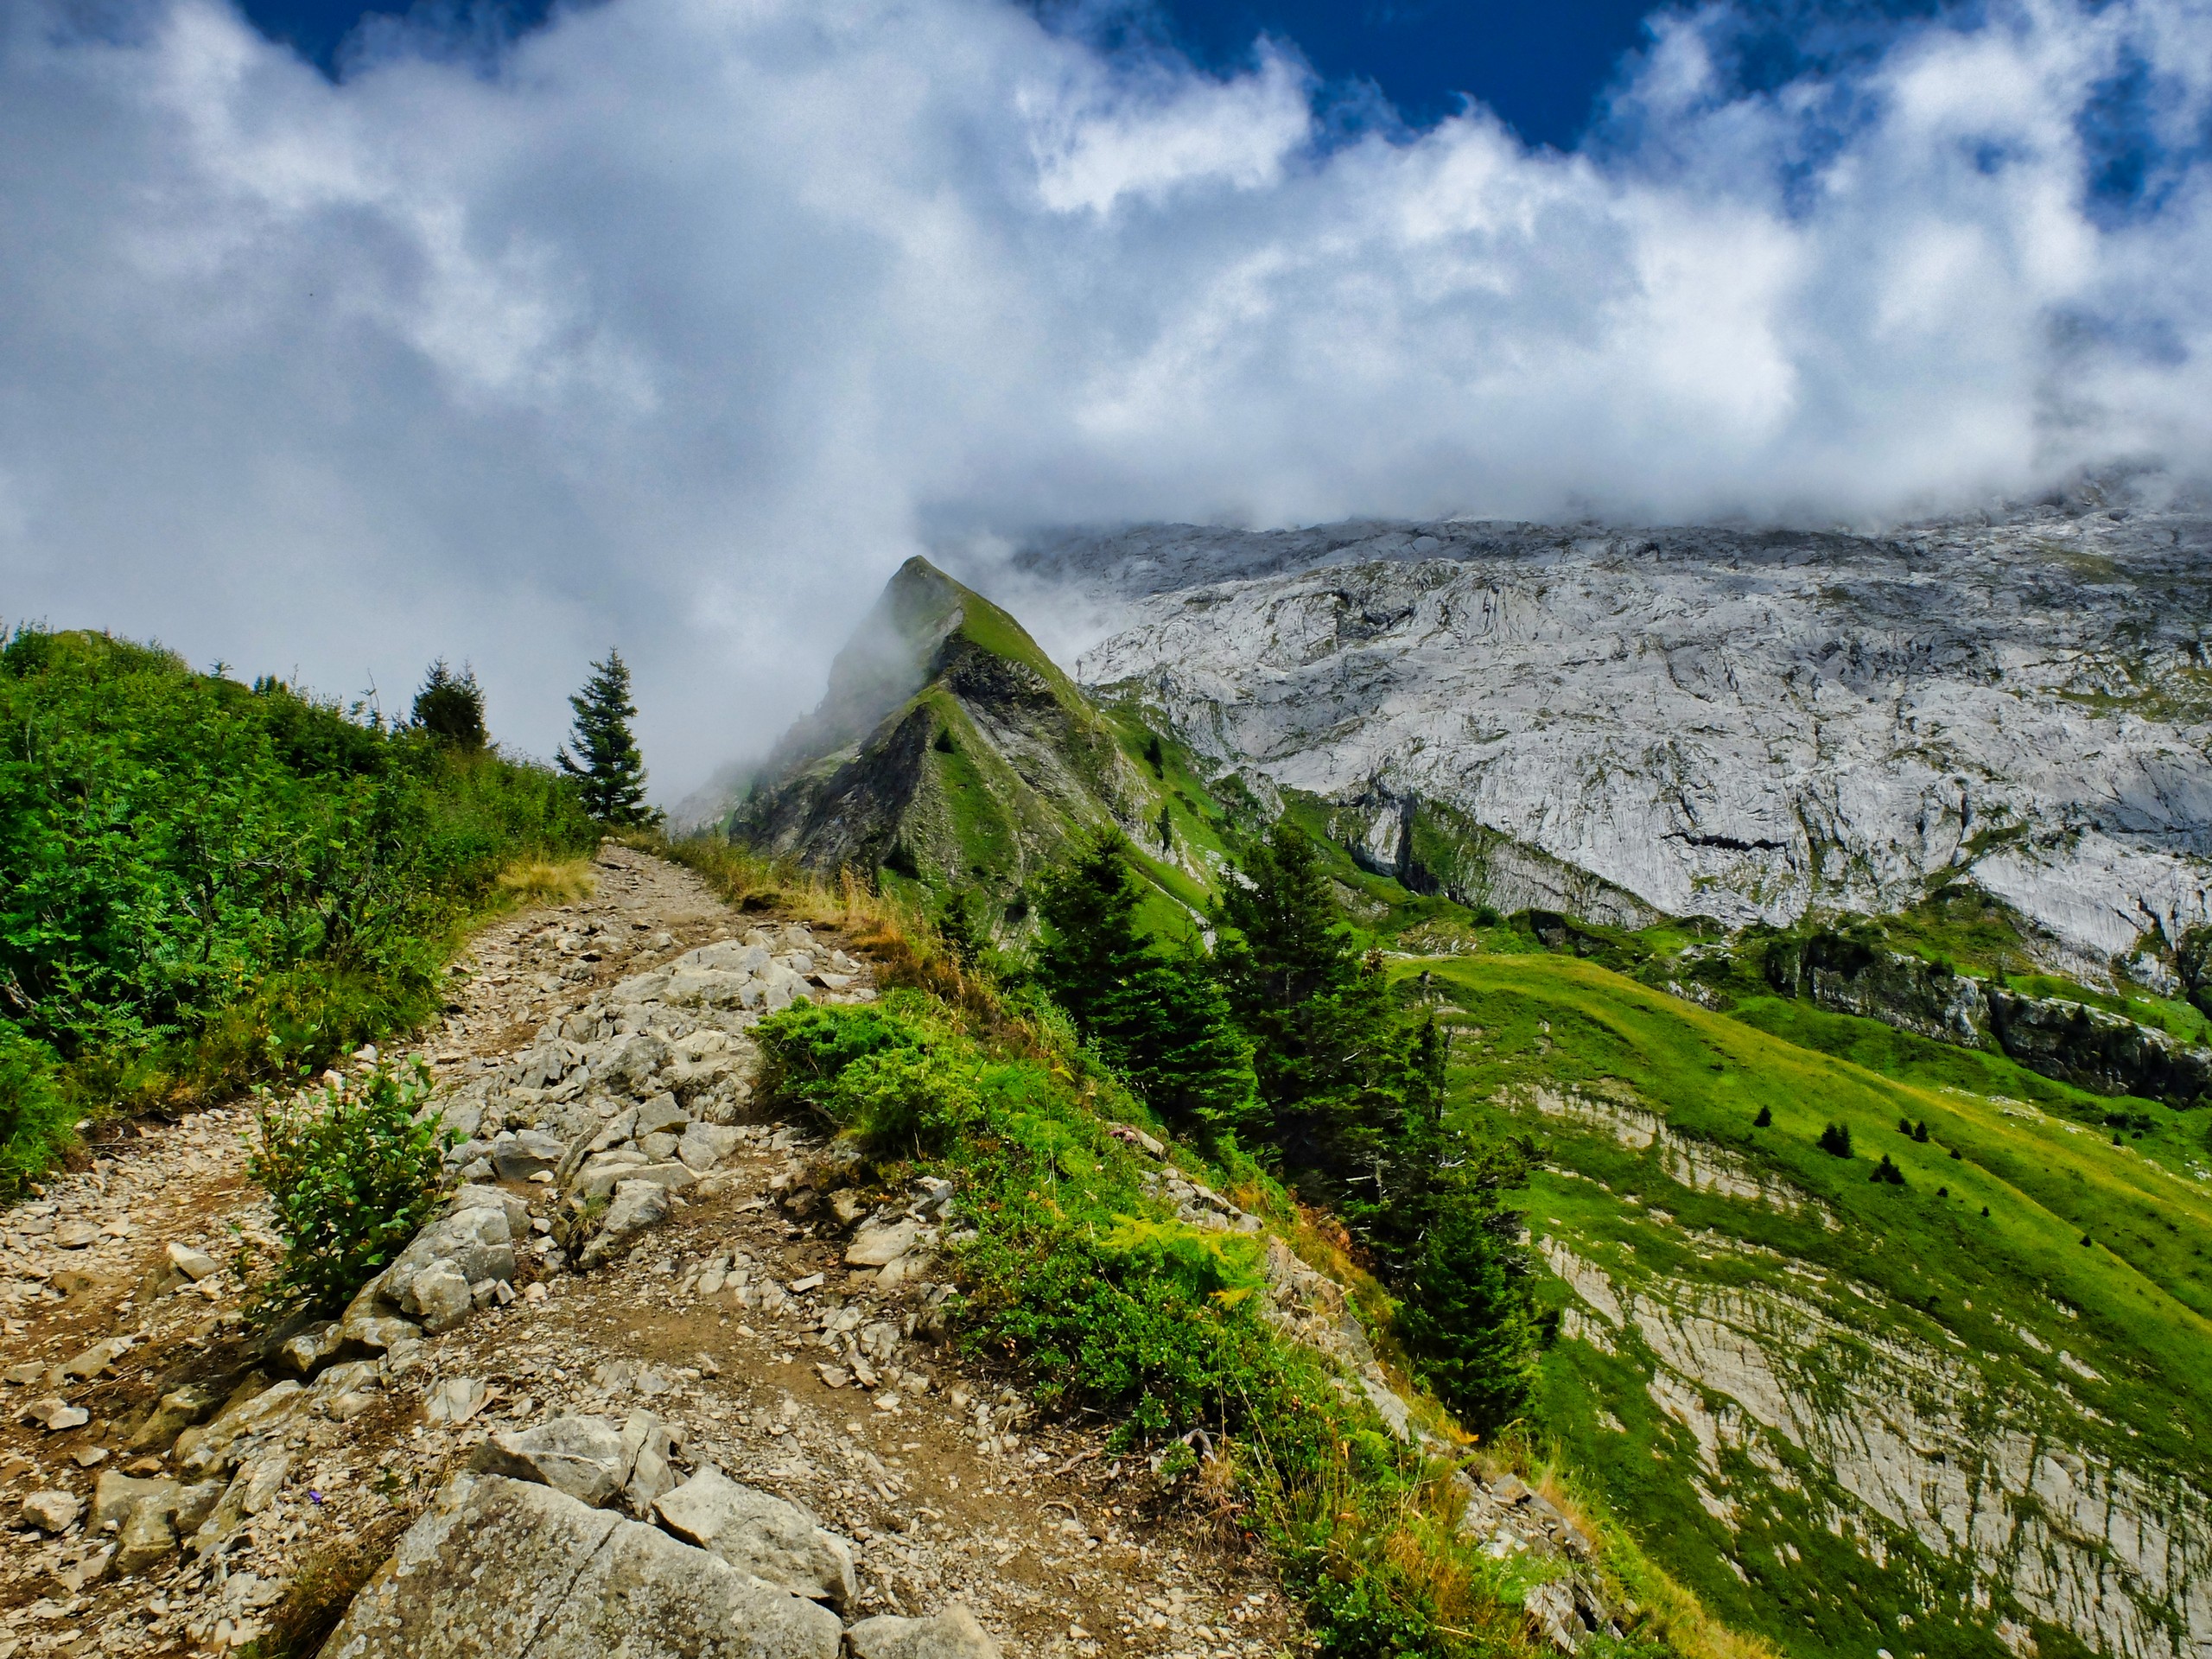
top-left (247, 1062), bottom-right (450, 1313)
top-left (1752, 1105), bottom-right (1772, 1128)
top-left (822, 1041), bottom-right (985, 1149)
top-left (758, 994), bottom-right (946, 1106)
top-left (0, 1025), bottom-right (69, 1198)
top-left (1871, 1153), bottom-right (1906, 1185)
top-left (1818, 1122), bottom-right (1853, 1158)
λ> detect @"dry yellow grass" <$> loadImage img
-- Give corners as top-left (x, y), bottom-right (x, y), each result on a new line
top-left (493, 857), bottom-right (598, 906)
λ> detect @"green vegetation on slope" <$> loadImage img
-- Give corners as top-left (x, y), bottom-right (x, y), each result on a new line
top-left (1401, 948), bottom-right (2212, 1659)
top-left (741, 947), bottom-right (1662, 1659)
top-left (0, 626), bottom-right (596, 1192)
top-left (737, 561), bottom-right (1242, 943)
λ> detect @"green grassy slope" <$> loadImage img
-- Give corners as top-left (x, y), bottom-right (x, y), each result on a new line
top-left (1396, 949), bottom-right (2212, 1659)
top-left (737, 562), bottom-right (1243, 939)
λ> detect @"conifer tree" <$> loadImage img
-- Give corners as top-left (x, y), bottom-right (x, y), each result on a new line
top-left (1209, 820), bottom-right (1548, 1422)
top-left (936, 889), bottom-right (991, 970)
top-left (557, 650), bottom-right (660, 826)
top-left (1210, 822), bottom-right (1400, 1172)
top-left (410, 659), bottom-right (486, 749)
top-left (1034, 832), bottom-right (1257, 1138)
top-left (1395, 1137), bottom-right (1548, 1433)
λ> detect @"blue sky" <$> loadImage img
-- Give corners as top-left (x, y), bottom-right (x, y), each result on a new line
top-left (245, 0), bottom-right (1672, 147)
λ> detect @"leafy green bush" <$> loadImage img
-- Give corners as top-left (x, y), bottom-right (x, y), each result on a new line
top-left (0, 625), bottom-right (595, 1190)
top-left (247, 1062), bottom-right (450, 1313)
top-left (0, 1024), bottom-right (68, 1194)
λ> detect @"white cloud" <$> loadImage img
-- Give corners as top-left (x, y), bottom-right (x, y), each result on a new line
top-left (0, 0), bottom-right (2207, 792)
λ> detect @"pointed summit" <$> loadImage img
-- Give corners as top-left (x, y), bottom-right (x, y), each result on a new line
top-left (731, 559), bottom-right (1153, 904)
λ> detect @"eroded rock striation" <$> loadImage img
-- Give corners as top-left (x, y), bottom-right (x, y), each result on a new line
top-left (1034, 487), bottom-right (2212, 976)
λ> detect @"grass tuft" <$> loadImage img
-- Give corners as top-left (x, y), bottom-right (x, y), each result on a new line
top-left (493, 857), bottom-right (600, 907)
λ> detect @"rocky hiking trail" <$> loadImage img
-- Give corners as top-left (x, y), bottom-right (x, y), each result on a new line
top-left (0, 846), bottom-right (1299, 1658)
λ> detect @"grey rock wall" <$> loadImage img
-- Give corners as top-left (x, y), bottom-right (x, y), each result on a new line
top-left (1029, 489), bottom-right (2212, 976)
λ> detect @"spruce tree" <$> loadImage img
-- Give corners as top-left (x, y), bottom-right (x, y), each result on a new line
top-left (1211, 822), bottom-right (1399, 1172)
top-left (1034, 832), bottom-right (1257, 1138)
top-left (1395, 1139), bottom-right (1547, 1433)
top-left (410, 659), bottom-right (486, 749)
top-left (557, 650), bottom-right (659, 826)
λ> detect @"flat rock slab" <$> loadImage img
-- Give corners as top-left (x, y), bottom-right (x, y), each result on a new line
top-left (846, 1606), bottom-right (1004, 1659)
top-left (323, 1472), bottom-right (842, 1659)
top-left (652, 1467), bottom-right (857, 1611)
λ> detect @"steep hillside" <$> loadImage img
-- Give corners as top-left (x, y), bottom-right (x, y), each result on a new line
top-left (1149, 787), bottom-right (2212, 1659)
top-left (1396, 947), bottom-right (2212, 1659)
top-left (1027, 483), bottom-right (2212, 986)
top-left (732, 557), bottom-right (1230, 931)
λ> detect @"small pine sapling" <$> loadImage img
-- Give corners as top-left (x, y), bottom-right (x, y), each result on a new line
top-left (1819, 1122), bottom-right (1853, 1158)
top-left (1754, 1105), bottom-right (1773, 1128)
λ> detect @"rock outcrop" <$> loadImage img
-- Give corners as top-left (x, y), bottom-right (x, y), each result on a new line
top-left (1543, 1238), bottom-right (2212, 1659)
top-left (1033, 486), bottom-right (2212, 977)
top-left (1764, 932), bottom-right (2212, 1103)
top-left (321, 1471), bottom-right (844, 1659)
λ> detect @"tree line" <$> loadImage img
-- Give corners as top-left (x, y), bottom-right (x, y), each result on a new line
top-left (1027, 823), bottom-right (1546, 1432)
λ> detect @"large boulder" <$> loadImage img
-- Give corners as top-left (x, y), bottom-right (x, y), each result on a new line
top-left (675, 940), bottom-right (772, 976)
top-left (442, 1185), bottom-right (528, 1238)
top-left (400, 1262), bottom-right (475, 1334)
top-left (492, 1129), bottom-right (566, 1182)
top-left (590, 1032), bottom-right (673, 1097)
top-left (321, 1473), bottom-right (841, 1659)
top-left (652, 1468), bottom-right (857, 1611)
top-left (173, 1381), bottom-right (304, 1478)
top-left (383, 1205), bottom-right (517, 1306)
top-left (581, 1181), bottom-right (674, 1267)
top-left (846, 1218), bottom-right (921, 1268)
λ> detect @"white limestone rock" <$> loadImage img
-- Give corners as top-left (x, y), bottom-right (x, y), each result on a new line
top-left (1050, 499), bottom-right (2212, 974)
top-left (321, 1472), bottom-right (842, 1659)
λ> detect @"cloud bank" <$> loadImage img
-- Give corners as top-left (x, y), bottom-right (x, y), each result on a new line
top-left (1, 0), bottom-right (2208, 790)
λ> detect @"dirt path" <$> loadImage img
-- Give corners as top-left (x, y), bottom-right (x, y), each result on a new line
top-left (0, 849), bottom-right (1298, 1659)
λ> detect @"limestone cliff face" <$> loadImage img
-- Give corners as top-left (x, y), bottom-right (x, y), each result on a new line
top-left (1548, 1236), bottom-right (2212, 1659)
top-left (1763, 934), bottom-right (2212, 1103)
top-left (1031, 488), bottom-right (2212, 978)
